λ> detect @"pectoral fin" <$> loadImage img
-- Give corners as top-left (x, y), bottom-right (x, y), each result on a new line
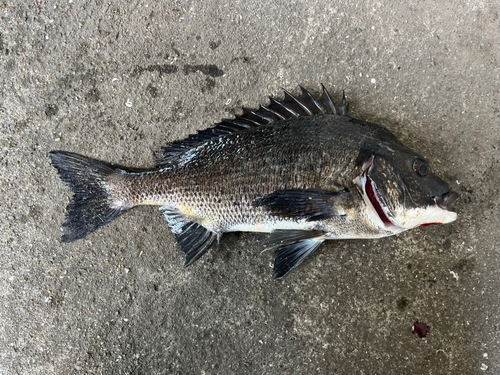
top-left (269, 230), bottom-right (326, 279)
top-left (253, 188), bottom-right (349, 221)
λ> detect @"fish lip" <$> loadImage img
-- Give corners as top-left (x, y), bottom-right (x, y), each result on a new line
top-left (360, 156), bottom-right (403, 232)
top-left (434, 191), bottom-right (460, 210)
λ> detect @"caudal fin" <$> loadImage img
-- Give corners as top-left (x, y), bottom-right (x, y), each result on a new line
top-left (49, 151), bottom-right (130, 242)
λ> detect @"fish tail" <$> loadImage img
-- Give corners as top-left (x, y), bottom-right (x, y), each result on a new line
top-left (49, 151), bottom-right (132, 242)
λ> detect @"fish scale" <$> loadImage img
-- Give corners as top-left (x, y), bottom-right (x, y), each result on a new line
top-left (49, 85), bottom-right (459, 279)
top-left (119, 117), bottom-right (356, 229)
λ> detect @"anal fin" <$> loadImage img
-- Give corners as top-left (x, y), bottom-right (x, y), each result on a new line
top-left (176, 222), bottom-right (217, 267)
top-left (269, 230), bottom-right (326, 279)
top-left (160, 206), bottom-right (217, 267)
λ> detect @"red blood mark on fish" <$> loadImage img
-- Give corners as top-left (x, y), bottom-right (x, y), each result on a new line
top-left (420, 222), bottom-right (440, 227)
top-left (366, 177), bottom-right (391, 225)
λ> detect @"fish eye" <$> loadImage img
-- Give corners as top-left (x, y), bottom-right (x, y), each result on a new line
top-left (413, 160), bottom-right (429, 176)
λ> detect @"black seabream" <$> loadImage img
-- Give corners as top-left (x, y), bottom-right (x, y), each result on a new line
top-left (49, 85), bottom-right (459, 279)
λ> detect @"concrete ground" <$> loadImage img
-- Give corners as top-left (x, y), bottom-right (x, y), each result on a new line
top-left (1, 1), bottom-right (499, 374)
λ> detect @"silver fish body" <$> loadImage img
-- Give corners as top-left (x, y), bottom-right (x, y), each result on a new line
top-left (49, 86), bottom-right (459, 278)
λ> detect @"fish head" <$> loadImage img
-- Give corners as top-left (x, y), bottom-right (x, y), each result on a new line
top-left (356, 142), bottom-right (459, 233)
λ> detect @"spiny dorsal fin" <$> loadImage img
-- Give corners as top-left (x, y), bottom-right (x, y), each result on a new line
top-left (283, 88), bottom-right (313, 116)
top-left (155, 85), bottom-right (347, 168)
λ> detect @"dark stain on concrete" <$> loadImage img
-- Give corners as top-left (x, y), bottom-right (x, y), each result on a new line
top-left (209, 40), bottom-right (221, 50)
top-left (452, 256), bottom-right (476, 275)
top-left (147, 84), bottom-right (159, 98)
top-left (397, 296), bottom-right (409, 311)
top-left (201, 77), bottom-right (216, 93)
top-left (45, 104), bottom-right (59, 118)
top-left (183, 64), bottom-right (224, 78)
top-left (231, 56), bottom-right (252, 64)
top-left (86, 88), bottom-right (101, 102)
top-left (132, 63), bottom-right (223, 79)
top-left (133, 64), bottom-right (179, 77)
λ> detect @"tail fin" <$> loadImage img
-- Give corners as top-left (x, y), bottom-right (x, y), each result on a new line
top-left (49, 151), bottom-right (130, 242)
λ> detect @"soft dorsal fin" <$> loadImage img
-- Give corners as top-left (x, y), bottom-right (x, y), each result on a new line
top-left (155, 85), bottom-right (347, 168)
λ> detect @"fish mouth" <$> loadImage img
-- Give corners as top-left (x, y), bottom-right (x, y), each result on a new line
top-left (420, 191), bottom-right (460, 226)
top-left (358, 156), bottom-right (403, 232)
top-left (435, 191), bottom-right (460, 210)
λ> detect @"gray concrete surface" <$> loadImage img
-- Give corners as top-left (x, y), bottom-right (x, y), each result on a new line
top-left (1, 1), bottom-right (499, 374)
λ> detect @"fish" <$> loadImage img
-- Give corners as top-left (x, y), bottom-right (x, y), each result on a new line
top-left (49, 85), bottom-right (460, 279)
